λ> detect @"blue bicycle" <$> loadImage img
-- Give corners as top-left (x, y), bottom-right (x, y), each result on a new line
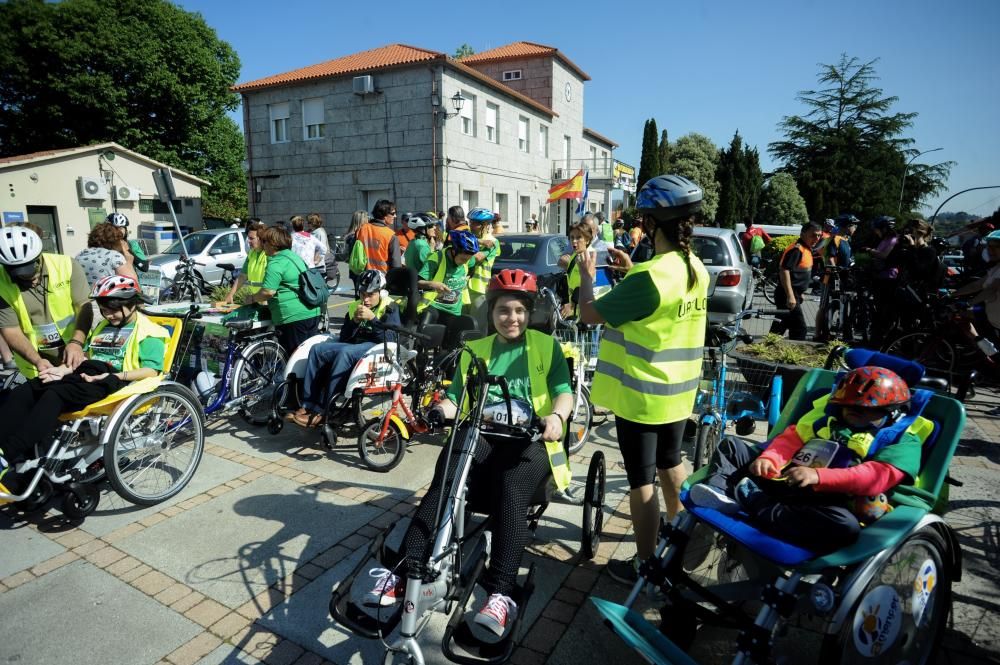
top-left (692, 309), bottom-right (783, 470)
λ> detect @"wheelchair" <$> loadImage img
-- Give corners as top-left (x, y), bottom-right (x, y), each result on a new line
top-left (330, 343), bottom-right (607, 665)
top-left (0, 316), bottom-right (206, 519)
top-left (593, 349), bottom-right (964, 665)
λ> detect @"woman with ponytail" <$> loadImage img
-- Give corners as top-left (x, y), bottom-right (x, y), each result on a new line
top-left (577, 174), bottom-right (709, 585)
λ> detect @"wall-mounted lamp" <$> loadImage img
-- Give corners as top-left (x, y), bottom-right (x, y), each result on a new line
top-left (435, 92), bottom-right (467, 122)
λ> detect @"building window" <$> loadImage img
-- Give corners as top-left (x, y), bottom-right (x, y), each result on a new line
top-left (269, 102), bottom-right (290, 143)
top-left (601, 150), bottom-right (609, 170)
top-left (302, 97), bottom-right (325, 140)
top-left (518, 117), bottom-right (529, 153)
top-left (462, 189), bottom-right (479, 212)
top-left (485, 103), bottom-right (498, 143)
top-left (589, 145), bottom-right (597, 166)
top-left (459, 92), bottom-right (475, 136)
top-left (563, 135), bottom-right (571, 166)
top-left (496, 193), bottom-right (508, 223)
top-left (502, 70), bottom-right (522, 81)
top-left (538, 125), bottom-right (549, 157)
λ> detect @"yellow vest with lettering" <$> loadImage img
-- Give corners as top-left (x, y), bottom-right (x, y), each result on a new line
top-left (465, 231), bottom-right (498, 298)
top-left (0, 253), bottom-right (77, 378)
top-left (89, 312), bottom-right (170, 373)
top-left (592, 251), bottom-right (709, 425)
top-left (459, 329), bottom-right (573, 491)
top-left (245, 249), bottom-right (268, 291)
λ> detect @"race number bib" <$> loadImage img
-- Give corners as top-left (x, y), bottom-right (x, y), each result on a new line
top-left (437, 289), bottom-right (460, 305)
top-left (34, 322), bottom-right (63, 350)
top-left (483, 399), bottom-right (532, 427)
top-left (790, 439), bottom-right (844, 469)
top-left (88, 326), bottom-right (134, 367)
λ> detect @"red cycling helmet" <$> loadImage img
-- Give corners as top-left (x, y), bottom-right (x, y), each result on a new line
top-left (486, 268), bottom-right (537, 303)
top-left (830, 366), bottom-right (910, 410)
top-left (90, 274), bottom-right (141, 300)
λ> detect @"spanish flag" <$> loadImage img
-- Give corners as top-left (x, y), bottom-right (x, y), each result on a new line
top-left (547, 169), bottom-right (585, 204)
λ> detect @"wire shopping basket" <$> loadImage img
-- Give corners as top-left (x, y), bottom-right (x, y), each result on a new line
top-left (697, 346), bottom-right (779, 421)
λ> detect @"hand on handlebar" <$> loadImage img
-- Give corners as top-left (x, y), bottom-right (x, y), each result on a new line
top-left (540, 413), bottom-right (564, 442)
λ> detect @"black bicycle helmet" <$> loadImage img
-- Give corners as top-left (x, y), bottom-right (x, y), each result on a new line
top-left (636, 174), bottom-right (703, 222)
top-left (357, 269), bottom-right (387, 294)
top-left (106, 212), bottom-right (129, 228)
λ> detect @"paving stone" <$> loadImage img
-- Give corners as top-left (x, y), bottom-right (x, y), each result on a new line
top-left (53, 529), bottom-right (97, 548)
top-left (156, 582), bottom-right (195, 607)
top-left (195, 644), bottom-right (263, 665)
top-left (521, 616), bottom-right (568, 654)
top-left (0, 518), bottom-right (67, 578)
top-left (167, 632), bottom-right (223, 665)
top-left (103, 522), bottom-right (146, 543)
top-left (105, 555), bottom-right (144, 578)
top-left (2, 570), bottom-right (35, 589)
top-left (71, 538), bottom-right (108, 556)
top-left (85, 544), bottom-right (127, 568)
top-left (119, 562), bottom-right (153, 583)
top-left (30, 550), bottom-right (79, 577)
top-left (261, 640), bottom-right (303, 665)
top-left (134, 569), bottom-right (178, 596)
top-left (209, 612), bottom-right (253, 639)
top-left (172, 590), bottom-right (207, 614)
top-left (187, 598), bottom-right (232, 628)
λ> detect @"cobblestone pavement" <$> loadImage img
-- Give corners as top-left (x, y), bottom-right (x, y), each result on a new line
top-left (0, 288), bottom-right (997, 665)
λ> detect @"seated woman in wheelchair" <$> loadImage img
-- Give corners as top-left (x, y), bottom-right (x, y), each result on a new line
top-left (688, 366), bottom-right (929, 552)
top-left (364, 268), bottom-right (573, 638)
top-left (0, 275), bottom-right (168, 495)
top-left (289, 269), bottom-right (400, 428)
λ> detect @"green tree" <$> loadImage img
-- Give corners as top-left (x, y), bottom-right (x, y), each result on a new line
top-left (636, 119), bottom-right (660, 192)
top-left (758, 173), bottom-right (809, 225)
top-left (671, 133), bottom-right (721, 222)
top-left (454, 44), bottom-right (475, 59)
top-left (0, 0), bottom-right (245, 219)
top-left (769, 55), bottom-right (952, 219)
top-left (715, 132), bottom-right (743, 228)
top-left (657, 129), bottom-right (670, 173)
top-left (743, 144), bottom-right (764, 221)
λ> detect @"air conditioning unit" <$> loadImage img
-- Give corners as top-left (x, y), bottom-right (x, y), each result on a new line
top-left (77, 176), bottom-right (108, 200)
top-left (352, 75), bottom-right (375, 95)
top-left (114, 185), bottom-right (140, 201)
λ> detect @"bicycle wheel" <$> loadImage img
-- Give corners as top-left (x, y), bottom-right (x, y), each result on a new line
top-left (357, 418), bottom-right (406, 472)
top-left (763, 277), bottom-right (778, 305)
top-left (232, 339), bottom-right (288, 425)
top-left (567, 384), bottom-right (594, 455)
top-left (327, 268), bottom-right (341, 292)
top-left (825, 298), bottom-right (843, 340)
top-left (692, 420), bottom-right (721, 471)
top-left (104, 384), bottom-right (205, 506)
top-left (883, 332), bottom-right (956, 383)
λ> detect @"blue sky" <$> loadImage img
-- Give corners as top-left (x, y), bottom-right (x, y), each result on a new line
top-left (179, 0), bottom-right (1000, 216)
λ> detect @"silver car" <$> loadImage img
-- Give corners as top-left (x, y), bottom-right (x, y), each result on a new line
top-left (148, 228), bottom-right (248, 285)
top-left (690, 226), bottom-right (755, 323)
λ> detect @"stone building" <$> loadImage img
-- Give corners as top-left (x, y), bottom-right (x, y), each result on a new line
top-left (234, 42), bottom-right (616, 234)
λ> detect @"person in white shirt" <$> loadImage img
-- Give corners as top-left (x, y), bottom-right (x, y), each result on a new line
top-left (290, 215), bottom-right (327, 268)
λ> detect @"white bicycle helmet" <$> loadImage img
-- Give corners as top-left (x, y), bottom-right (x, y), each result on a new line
top-left (0, 226), bottom-right (43, 273)
top-left (358, 269), bottom-right (387, 294)
top-left (106, 212), bottom-right (129, 228)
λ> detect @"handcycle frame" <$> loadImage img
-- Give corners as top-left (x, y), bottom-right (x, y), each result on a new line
top-left (330, 340), bottom-right (607, 665)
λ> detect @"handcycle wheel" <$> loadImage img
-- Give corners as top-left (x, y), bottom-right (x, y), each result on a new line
top-left (692, 420), bottom-right (721, 471)
top-left (357, 418), bottom-right (406, 472)
top-left (820, 527), bottom-right (952, 665)
top-left (61, 483), bottom-right (100, 518)
top-left (567, 384), bottom-right (594, 455)
top-left (233, 339), bottom-right (288, 425)
top-left (104, 384), bottom-right (205, 506)
top-left (581, 450), bottom-right (606, 560)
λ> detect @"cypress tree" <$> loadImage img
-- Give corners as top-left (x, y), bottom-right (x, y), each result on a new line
top-left (636, 118), bottom-right (660, 191)
top-left (658, 129), bottom-right (670, 173)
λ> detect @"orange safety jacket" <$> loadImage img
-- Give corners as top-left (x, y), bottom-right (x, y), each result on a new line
top-left (356, 220), bottom-right (395, 272)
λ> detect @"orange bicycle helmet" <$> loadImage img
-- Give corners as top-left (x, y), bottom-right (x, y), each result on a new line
top-left (829, 366), bottom-right (910, 410)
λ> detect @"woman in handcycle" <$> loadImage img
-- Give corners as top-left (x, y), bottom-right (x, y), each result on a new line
top-left (289, 269), bottom-right (401, 428)
top-left (0, 275), bottom-right (168, 495)
top-left (363, 268), bottom-right (574, 638)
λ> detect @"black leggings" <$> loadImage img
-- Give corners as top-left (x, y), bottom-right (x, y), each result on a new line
top-left (704, 437), bottom-right (860, 552)
top-left (403, 427), bottom-right (551, 596)
top-left (615, 416), bottom-right (687, 489)
top-left (0, 360), bottom-right (124, 468)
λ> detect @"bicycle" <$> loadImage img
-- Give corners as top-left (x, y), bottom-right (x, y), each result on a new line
top-left (692, 309), bottom-right (783, 470)
top-left (751, 258), bottom-right (778, 306)
top-left (170, 306), bottom-right (288, 425)
top-left (160, 254), bottom-right (208, 304)
top-left (330, 340), bottom-right (607, 664)
top-left (540, 287), bottom-right (596, 454)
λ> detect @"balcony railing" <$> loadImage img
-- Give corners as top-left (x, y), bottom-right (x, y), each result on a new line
top-left (551, 158), bottom-right (614, 181)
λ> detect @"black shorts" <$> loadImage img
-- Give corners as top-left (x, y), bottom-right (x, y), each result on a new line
top-left (614, 416), bottom-right (687, 489)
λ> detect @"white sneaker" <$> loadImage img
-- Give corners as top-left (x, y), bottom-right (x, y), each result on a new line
top-left (362, 567), bottom-right (403, 607)
top-left (689, 483), bottom-right (740, 515)
top-left (473, 593), bottom-right (518, 637)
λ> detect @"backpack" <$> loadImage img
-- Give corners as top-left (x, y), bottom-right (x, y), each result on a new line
top-left (749, 234), bottom-right (766, 254)
top-left (290, 253), bottom-right (330, 308)
top-left (349, 239), bottom-right (367, 275)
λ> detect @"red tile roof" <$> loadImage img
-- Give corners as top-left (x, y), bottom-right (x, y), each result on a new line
top-left (233, 44), bottom-right (446, 92)
top-left (584, 127), bottom-right (618, 148)
top-left (459, 41), bottom-right (591, 81)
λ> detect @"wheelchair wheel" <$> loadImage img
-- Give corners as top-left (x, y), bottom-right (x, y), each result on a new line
top-left (693, 421), bottom-right (721, 471)
top-left (821, 527), bottom-right (952, 664)
top-left (62, 483), bottom-right (100, 519)
top-left (581, 451), bottom-right (606, 559)
top-left (104, 385), bottom-right (205, 506)
top-left (357, 418), bottom-right (406, 472)
top-left (567, 385), bottom-right (593, 455)
top-left (233, 339), bottom-right (288, 425)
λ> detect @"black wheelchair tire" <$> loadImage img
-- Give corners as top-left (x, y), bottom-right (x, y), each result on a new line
top-left (61, 484), bottom-right (100, 519)
top-left (581, 450), bottom-right (606, 560)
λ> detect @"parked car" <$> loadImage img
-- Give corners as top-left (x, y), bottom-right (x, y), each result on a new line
top-left (148, 228), bottom-right (248, 286)
top-left (490, 233), bottom-right (571, 331)
top-left (690, 226), bottom-right (755, 324)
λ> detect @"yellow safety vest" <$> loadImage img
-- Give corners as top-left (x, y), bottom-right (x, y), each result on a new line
top-left (88, 312), bottom-right (170, 373)
top-left (347, 295), bottom-right (390, 324)
top-left (245, 249), bottom-right (268, 291)
top-left (591, 251), bottom-right (709, 425)
top-left (0, 253), bottom-right (78, 378)
top-left (566, 254), bottom-right (582, 317)
top-left (465, 231), bottom-right (498, 299)
top-left (459, 329), bottom-right (573, 490)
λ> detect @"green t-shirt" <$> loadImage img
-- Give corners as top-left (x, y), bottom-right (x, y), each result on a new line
top-left (446, 335), bottom-right (572, 424)
top-left (403, 237), bottom-right (432, 277)
top-left (128, 239), bottom-right (147, 262)
top-left (87, 322), bottom-right (165, 373)
top-left (261, 250), bottom-right (321, 325)
top-left (592, 270), bottom-right (660, 327)
top-left (418, 250), bottom-right (476, 316)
